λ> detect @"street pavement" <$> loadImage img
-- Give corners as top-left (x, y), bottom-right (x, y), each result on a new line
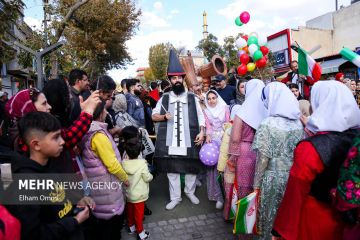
top-left (122, 173), bottom-right (235, 240)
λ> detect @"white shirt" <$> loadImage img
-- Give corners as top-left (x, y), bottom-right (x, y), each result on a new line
top-left (152, 91), bottom-right (205, 127)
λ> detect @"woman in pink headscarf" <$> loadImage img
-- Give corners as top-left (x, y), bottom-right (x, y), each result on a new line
top-left (203, 90), bottom-right (230, 209)
top-left (5, 88), bottom-right (51, 150)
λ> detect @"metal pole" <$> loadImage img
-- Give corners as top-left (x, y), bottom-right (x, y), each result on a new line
top-left (36, 54), bottom-right (43, 90)
top-left (12, 40), bottom-right (65, 89)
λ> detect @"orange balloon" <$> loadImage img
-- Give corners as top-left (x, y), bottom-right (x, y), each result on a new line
top-left (242, 46), bottom-right (249, 53)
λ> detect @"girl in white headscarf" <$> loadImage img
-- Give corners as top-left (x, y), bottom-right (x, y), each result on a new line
top-left (273, 80), bottom-right (360, 240)
top-left (203, 90), bottom-right (230, 209)
top-left (252, 82), bottom-right (304, 239)
top-left (224, 79), bottom-right (268, 237)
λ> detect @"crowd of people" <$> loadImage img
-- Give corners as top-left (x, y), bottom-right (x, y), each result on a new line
top-left (0, 48), bottom-right (359, 240)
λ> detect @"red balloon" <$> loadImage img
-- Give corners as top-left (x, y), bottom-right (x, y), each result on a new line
top-left (240, 54), bottom-right (250, 64)
top-left (260, 46), bottom-right (269, 55)
top-left (256, 57), bottom-right (267, 68)
top-left (242, 35), bottom-right (249, 41)
top-left (237, 64), bottom-right (248, 76)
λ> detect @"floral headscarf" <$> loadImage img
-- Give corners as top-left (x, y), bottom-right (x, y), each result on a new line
top-left (5, 88), bottom-right (40, 119)
top-left (337, 136), bottom-right (360, 208)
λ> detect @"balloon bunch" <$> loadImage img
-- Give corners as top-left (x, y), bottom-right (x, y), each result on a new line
top-left (235, 33), bottom-right (269, 76)
top-left (235, 11), bottom-right (250, 26)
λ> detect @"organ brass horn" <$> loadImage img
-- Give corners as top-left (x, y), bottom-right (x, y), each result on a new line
top-left (197, 55), bottom-right (228, 79)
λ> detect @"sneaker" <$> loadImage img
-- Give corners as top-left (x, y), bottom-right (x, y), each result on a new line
top-left (127, 225), bottom-right (136, 235)
top-left (165, 200), bottom-right (181, 210)
top-left (137, 230), bottom-right (150, 240)
top-left (216, 201), bottom-right (224, 209)
top-left (144, 204), bottom-right (152, 215)
top-left (185, 194), bottom-right (200, 205)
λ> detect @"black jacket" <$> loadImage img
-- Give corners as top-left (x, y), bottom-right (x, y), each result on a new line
top-left (4, 156), bottom-right (83, 240)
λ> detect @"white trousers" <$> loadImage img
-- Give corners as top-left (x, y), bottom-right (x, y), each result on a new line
top-left (167, 173), bottom-right (197, 201)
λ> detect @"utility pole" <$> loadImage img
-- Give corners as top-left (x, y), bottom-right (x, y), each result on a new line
top-left (336, 0), bottom-right (338, 10)
top-left (43, 0), bottom-right (50, 46)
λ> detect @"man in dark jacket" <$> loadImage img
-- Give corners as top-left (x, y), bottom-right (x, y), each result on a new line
top-left (214, 75), bottom-right (236, 105)
top-left (68, 69), bottom-right (90, 123)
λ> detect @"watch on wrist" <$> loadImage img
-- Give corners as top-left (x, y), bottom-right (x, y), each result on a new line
top-left (164, 115), bottom-right (167, 120)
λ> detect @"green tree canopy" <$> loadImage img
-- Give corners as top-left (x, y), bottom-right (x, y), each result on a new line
top-left (17, 0), bottom-right (141, 78)
top-left (0, 0), bottom-right (23, 62)
top-left (54, 0), bottom-right (141, 76)
top-left (196, 33), bottom-right (223, 62)
top-left (148, 42), bottom-right (173, 80)
top-left (222, 36), bottom-right (238, 70)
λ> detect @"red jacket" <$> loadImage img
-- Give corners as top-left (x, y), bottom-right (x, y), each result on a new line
top-left (281, 72), bottom-right (317, 99)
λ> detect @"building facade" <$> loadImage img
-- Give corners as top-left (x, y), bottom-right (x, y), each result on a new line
top-left (0, 0), bottom-right (34, 96)
top-left (267, 1), bottom-right (360, 79)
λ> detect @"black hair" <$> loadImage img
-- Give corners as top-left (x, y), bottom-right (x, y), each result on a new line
top-left (126, 79), bottom-right (140, 92)
top-left (93, 100), bottom-right (106, 120)
top-left (18, 112), bottom-right (61, 145)
top-left (28, 88), bottom-right (41, 103)
top-left (206, 90), bottom-right (218, 98)
top-left (121, 79), bottom-right (128, 89)
top-left (160, 80), bottom-right (171, 92)
top-left (43, 78), bottom-right (71, 127)
top-left (68, 69), bottom-right (88, 86)
top-left (288, 83), bottom-right (299, 90)
top-left (90, 75), bottom-right (116, 92)
top-left (237, 78), bottom-right (247, 90)
top-left (150, 81), bottom-right (158, 90)
top-left (120, 126), bottom-right (142, 159)
top-left (289, 60), bottom-right (298, 67)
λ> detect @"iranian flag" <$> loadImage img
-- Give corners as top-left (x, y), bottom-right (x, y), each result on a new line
top-left (298, 47), bottom-right (322, 81)
top-left (340, 47), bottom-right (360, 68)
top-left (229, 180), bottom-right (239, 220)
top-left (233, 191), bottom-right (258, 234)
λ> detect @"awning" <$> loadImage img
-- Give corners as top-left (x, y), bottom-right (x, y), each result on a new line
top-left (320, 58), bottom-right (347, 74)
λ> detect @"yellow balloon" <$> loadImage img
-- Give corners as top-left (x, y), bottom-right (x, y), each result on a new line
top-left (247, 62), bottom-right (256, 72)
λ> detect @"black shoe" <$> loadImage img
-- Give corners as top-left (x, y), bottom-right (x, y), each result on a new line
top-left (144, 204), bottom-right (152, 216)
top-left (137, 231), bottom-right (150, 240)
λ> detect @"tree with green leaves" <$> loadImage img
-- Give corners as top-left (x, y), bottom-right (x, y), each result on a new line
top-left (222, 36), bottom-right (239, 70)
top-left (196, 33), bottom-right (223, 62)
top-left (18, 0), bottom-right (141, 78)
top-left (0, 0), bottom-right (23, 63)
top-left (148, 42), bottom-right (173, 80)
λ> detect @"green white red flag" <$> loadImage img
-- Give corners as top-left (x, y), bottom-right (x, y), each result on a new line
top-left (298, 47), bottom-right (322, 81)
top-left (229, 180), bottom-right (239, 220)
top-left (233, 191), bottom-right (258, 234)
top-left (340, 47), bottom-right (360, 68)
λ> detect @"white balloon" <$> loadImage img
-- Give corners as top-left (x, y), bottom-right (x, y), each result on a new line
top-left (258, 35), bottom-right (268, 46)
top-left (248, 44), bottom-right (258, 56)
top-left (235, 38), bottom-right (247, 49)
top-left (249, 32), bottom-right (258, 38)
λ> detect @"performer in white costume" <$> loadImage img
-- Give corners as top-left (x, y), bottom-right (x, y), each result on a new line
top-left (152, 49), bottom-right (205, 210)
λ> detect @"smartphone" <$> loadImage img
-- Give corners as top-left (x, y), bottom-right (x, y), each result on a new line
top-left (96, 77), bottom-right (100, 90)
top-left (73, 207), bottom-right (85, 215)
